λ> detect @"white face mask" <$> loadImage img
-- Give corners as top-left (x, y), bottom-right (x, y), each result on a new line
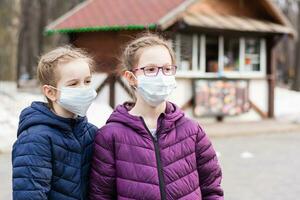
top-left (134, 73), bottom-right (177, 107)
top-left (55, 86), bottom-right (97, 117)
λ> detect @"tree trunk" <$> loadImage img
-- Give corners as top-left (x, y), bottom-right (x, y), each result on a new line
top-left (16, 0), bottom-right (84, 87)
top-left (16, 0), bottom-right (31, 86)
top-left (0, 0), bottom-right (18, 81)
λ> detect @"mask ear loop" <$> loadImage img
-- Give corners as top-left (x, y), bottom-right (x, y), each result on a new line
top-left (47, 85), bottom-right (61, 91)
top-left (129, 71), bottom-right (138, 90)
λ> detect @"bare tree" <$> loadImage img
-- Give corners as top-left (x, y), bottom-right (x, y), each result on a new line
top-left (0, 0), bottom-right (18, 81)
top-left (16, 0), bottom-right (44, 85)
top-left (273, 0), bottom-right (298, 87)
top-left (16, 0), bottom-right (84, 87)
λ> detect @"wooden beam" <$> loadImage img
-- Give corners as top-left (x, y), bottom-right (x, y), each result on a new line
top-left (95, 76), bottom-right (110, 94)
top-left (116, 77), bottom-right (135, 99)
top-left (181, 97), bottom-right (193, 111)
top-left (96, 75), bottom-right (134, 108)
top-left (249, 99), bottom-right (268, 119)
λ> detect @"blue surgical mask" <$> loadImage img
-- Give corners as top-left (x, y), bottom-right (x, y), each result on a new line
top-left (134, 73), bottom-right (177, 107)
top-left (53, 86), bottom-right (97, 117)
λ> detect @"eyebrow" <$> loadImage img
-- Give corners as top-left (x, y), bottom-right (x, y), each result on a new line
top-left (66, 79), bottom-right (79, 83)
top-left (67, 76), bottom-right (91, 81)
top-left (141, 63), bottom-right (170, 67)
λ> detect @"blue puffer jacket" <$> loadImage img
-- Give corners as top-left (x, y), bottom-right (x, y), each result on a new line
top-left (12, 101), bottom-right (98, 200)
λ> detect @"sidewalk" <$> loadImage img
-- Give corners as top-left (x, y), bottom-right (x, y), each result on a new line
top-left (202, 119), bottom-right (300, 138)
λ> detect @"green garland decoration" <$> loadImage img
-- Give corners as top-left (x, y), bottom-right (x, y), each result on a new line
top-left (45, 24), bottom-right (157, 36)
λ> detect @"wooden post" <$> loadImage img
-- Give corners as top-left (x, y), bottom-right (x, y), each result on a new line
top-left (267, 38), bottom-right (277, 118)
top-left (109, 75), bottom-right (116, 108)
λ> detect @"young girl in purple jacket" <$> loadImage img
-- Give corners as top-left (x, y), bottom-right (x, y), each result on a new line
top-left (89, 33), bottom-right (224, 200)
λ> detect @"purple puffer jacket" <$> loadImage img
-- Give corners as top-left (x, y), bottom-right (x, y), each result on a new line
top-left (89, 102), bottom-right (223, 200)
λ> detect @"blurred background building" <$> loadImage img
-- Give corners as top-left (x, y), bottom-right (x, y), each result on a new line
top-left (0, 0), bottom-right (300, 122)
top-left (45, 0), bottom-right (295, 121)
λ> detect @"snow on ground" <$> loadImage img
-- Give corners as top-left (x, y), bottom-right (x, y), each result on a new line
top-left (0, 82), bottom-right (43, 153)
top-left (275, 87), bottom-right (300, 122)
top-left (1, 80), bottom-right (300, 153)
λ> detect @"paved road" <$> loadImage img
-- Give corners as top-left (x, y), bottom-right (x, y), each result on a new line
top-left (0, 153), bottom-right (11, 200)
top-left (1, 132), bottom-right (299, 200)
top-left (212, 132), bottom-right (300, 200)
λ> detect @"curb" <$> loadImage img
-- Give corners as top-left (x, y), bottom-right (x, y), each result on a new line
top-left (202, 120), bottom-right (300, 138)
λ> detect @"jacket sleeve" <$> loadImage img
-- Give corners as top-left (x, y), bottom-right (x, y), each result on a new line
top-left (89, 127), bottom-right (116, 200)
top-left (196, 125), bottom-right (224, 200)
top-left (12, 130), bottom-right (52, 200)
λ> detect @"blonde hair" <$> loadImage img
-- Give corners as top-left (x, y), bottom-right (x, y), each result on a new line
top-left (37, 46), bottom-right (95, 106)
top-left (121, 32), bottom-right (176, 72)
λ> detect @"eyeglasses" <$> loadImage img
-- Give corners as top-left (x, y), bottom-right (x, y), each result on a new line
top-left (131, 65), bottom-right (177, 77)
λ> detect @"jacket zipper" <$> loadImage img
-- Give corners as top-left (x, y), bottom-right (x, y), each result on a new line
top-left (70, 119), bottom-right (84, 200)
top-left (140, 117), bottom-right (166, 200)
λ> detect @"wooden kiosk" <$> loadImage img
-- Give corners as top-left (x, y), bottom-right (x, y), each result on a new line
top-left (46, 0), bottom-right (295, 119)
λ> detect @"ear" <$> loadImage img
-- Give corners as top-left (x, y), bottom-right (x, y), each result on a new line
top-left (123, 71), bottom-right (137, 87)
top-left (42, 85), bottom-right (58, 102)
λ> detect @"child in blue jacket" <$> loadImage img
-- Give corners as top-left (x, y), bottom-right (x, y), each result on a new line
top-left (12, 46), bottom-right (98, 199)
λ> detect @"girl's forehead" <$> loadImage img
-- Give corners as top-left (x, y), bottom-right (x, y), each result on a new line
top-left (137, 45), bottom-right (172, 66)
